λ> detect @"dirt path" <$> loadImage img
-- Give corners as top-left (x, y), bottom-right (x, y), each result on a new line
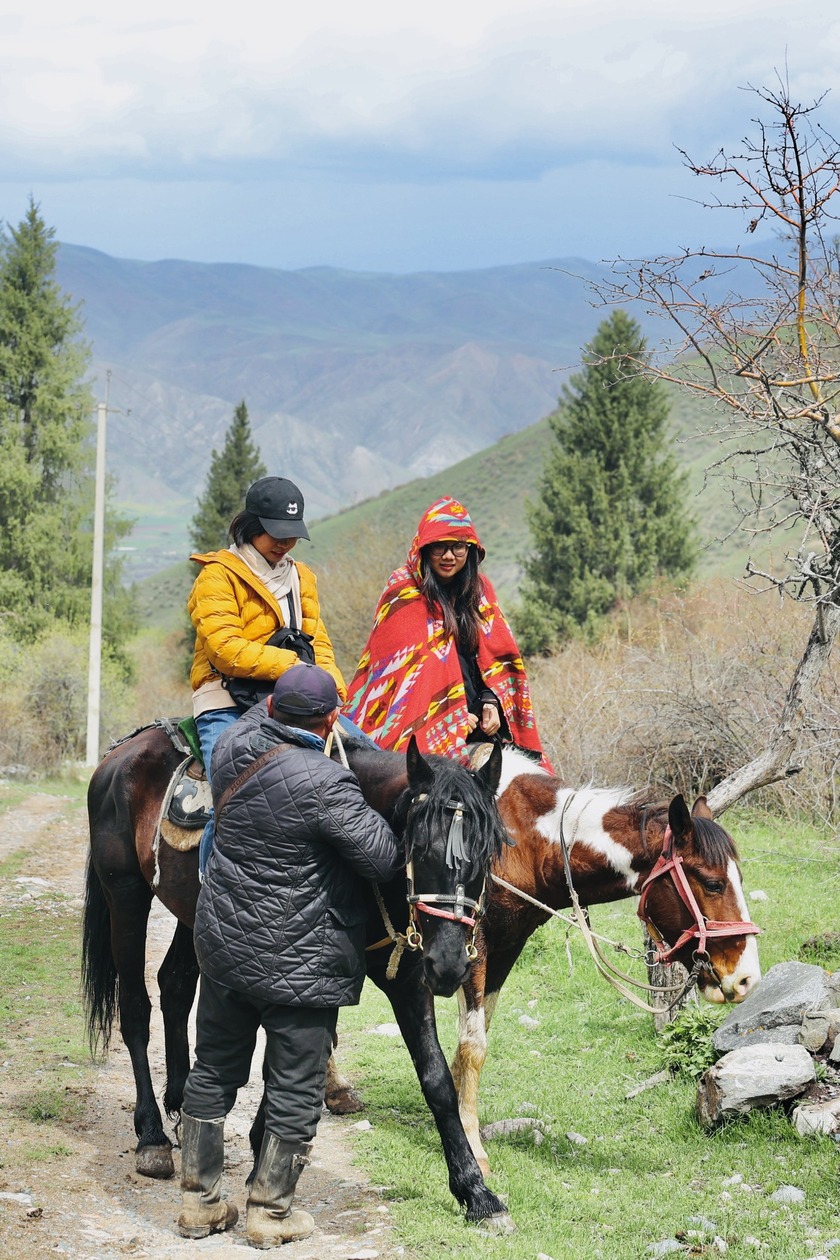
top-left (0, 790), bottom-right (403, 1260)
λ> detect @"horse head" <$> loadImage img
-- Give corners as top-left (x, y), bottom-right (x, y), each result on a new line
top-left (637, 794), bottom-right (761, 1003)
top-left (402, 736), bottom-right (507, 997)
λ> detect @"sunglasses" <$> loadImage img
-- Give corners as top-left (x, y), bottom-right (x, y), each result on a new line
top-left (428, 541), bottom-right (470, 558)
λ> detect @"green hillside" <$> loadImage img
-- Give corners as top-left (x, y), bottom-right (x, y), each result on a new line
top-left (138, 382), bottom-right (763, 636)
top-left (304, 385), bottom-right (756, 605)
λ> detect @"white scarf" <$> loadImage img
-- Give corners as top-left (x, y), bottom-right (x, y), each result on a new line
top-left (230, 542), bottom-right (303, 627)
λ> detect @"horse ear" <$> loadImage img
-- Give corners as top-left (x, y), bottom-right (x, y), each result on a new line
top-left (667, 793), bottom-right (693, 847)
top-left (691, 795), bottom-right (714, 820)
top-left (475, 741), bottom-right (503, 796)
top-left (406, 735), bottom-right (434, 789)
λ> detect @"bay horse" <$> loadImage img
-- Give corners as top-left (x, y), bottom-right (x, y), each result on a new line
top-left (82, 723), bottom-right (515, 1228)
top-left (446, 750), bottom-right (762, 1174)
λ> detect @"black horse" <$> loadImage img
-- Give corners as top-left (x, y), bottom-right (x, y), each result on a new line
top-left (82, 724), bottom-right (514, 1229)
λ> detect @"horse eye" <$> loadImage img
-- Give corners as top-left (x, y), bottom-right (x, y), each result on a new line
top-left (702, 878), bottom-right (726, 894)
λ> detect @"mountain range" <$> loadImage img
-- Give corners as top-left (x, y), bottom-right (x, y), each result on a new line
top-left (56, 245), bottom-right (617, 579)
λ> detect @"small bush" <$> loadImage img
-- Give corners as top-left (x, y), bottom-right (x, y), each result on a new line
top-left (0, 621), bottom-right (192, 775)
top-left (657, 1005), bottom-right (727, 1079)
top-left (526, 581), bottom-right (839, 822)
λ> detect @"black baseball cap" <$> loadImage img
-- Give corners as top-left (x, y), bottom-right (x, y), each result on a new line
top-left (245, 476), bottom-right (310, 540)
top-left (272, 664), bottom-right (339, 718)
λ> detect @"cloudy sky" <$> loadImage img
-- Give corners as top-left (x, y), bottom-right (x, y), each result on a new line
top-left (2, 0), bottom-right (839, 272)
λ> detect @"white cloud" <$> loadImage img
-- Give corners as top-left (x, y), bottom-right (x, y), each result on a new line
top-left (3, 1), bottom-right (840, 181)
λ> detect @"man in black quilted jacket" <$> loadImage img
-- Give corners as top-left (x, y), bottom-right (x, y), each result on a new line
top-left (177, 663), bottom-right (401, 1248)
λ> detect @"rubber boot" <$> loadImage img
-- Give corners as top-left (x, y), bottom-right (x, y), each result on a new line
top-left (245, 1133), bottom-right (314, 1247)
top-left (177, 1112), bottom-right (239, 1239)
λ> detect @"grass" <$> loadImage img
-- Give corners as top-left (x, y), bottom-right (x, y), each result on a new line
top-left (336, 810), bottom-right (840, 1259)
top-left (0, 892), bottom-right (95, 1174)
top-left (0, 777), bottom-right (89, 814)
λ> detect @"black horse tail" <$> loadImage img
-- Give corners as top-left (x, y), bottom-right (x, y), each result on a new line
top-left (81, 852), bottom-right (117, 1057)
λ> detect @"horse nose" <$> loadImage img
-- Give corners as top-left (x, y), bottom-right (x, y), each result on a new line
top-left (422, 949), bottom-right (471, 998)
top-left (722, 970), bottom-right (758, 1003)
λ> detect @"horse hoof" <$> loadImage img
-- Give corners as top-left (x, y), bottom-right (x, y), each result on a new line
top-left (478, 1212), bottom-right (516, 1235)
top-left (136, 1143), bottom-right (175, 1179)
top-left (325, 1087), bottom-right (365, 1116)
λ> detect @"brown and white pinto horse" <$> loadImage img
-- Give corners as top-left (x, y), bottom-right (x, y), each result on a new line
top-left (449, 750), bottom-right (762, 1173)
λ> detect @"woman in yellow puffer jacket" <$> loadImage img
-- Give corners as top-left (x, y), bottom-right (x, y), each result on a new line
top-left (188, 475), bottom-right (346, 874)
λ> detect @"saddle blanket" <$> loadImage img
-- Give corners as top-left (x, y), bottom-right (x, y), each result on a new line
top-left (158, 758), bottom-right (212, 852)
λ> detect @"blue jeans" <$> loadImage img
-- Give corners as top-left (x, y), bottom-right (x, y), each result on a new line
top-left (336, 715), bottom-right (377, 745)
top-left (196, 707), bottom-right (241, 877)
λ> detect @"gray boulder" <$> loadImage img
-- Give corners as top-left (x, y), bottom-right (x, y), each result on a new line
top-left (712, 961), bottom-right (830, 1053)
top-left (696, 1043), bottom-right (815, 1128)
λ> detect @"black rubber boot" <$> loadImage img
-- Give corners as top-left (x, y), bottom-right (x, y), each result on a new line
top-left (245, 1133), bottom-right (314, 1247)
top-left (177, 1112), bottom-right (239, 1239)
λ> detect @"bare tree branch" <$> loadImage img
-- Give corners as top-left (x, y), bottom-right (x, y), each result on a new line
top-left (587, 82), bottom-right (840, 813)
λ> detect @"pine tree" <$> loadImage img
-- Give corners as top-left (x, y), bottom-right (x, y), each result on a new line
top-left (0, 199), bottom-right (131, 639)
top-left (189, 401), bottom-right (266, 552)
top-left (519, 310), bottom-right (696, 648)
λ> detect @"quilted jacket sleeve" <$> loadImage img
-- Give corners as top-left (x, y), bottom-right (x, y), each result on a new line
top-left (314, 762), bottom-right (403, 884)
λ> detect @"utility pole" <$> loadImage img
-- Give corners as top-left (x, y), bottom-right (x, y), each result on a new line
top-left (85, 398), bottom-right (108, 767)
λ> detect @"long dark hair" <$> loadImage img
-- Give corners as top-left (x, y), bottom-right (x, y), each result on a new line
top-left (419, 545), bottom-right (483, 653)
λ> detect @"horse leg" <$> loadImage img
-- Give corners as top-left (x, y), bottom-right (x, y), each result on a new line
top-left (158, 920), bottom-right (199, 1125)
top-left (107, 876), bottom-right (175, 1179)
top-left (324, 1029), bottom-right (364, 1114)
top-left (452, 944), bottom-right (526, 1176)
top-left (453, 978), bottom-right (498, 1176)
top-left (382, 970), bottom-right (514, 1231)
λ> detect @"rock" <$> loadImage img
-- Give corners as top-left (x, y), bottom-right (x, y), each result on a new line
top-left (791, 1096), bottom-right (840, 1136)
top-left (480, 1117), bottom-right (544, 1140)
top-left (769, 1184), bottom-right (805, 1203)
top-left (518, 1014), bottom-right (540, 1029)
top-left (648, 1241), bottom-right (684, 1256)
top-left (696, 1043), bottom-right (815, 1128)
top-left (749, 890), bottom-right (768, 901)
top-left (799, 1010), bottom-right (832, 1052)
top-left (565, 1130), bottom-right (587, 1145)
top-left (712, 961), bottom-right (830, 1052)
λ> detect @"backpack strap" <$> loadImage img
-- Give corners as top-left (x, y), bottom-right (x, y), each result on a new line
top-left (213, 742), bottom-right (293, 832)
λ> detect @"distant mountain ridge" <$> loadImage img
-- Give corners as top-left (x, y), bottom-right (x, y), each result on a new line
top-left (55, 244), bottom-right (615, 579)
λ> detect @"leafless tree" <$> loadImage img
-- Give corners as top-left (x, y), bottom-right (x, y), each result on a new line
top-left (588, 80), bottom-right (840, 814)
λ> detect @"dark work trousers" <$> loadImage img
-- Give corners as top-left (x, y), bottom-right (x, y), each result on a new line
top-left (181, 972), bottom-right (338, 1143)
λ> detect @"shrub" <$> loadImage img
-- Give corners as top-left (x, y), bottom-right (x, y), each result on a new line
top-left (657, 1004), bottom-right (727, 1079)
top-left (526, 581), bottom-right (839, 822)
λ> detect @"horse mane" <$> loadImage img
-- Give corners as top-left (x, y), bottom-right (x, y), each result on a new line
top-left (632, 797), bottom-right (738, 864)
top-left (408, 753), bottom-right (510, 879)
top-left (691, 814), bottom-right (738, 865)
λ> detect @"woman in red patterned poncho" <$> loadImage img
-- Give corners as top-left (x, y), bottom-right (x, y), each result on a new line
top-left (344, 497), bottom-right (550, 768)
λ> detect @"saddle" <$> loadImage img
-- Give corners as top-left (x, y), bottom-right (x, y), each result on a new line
top-left (152, 719), bottom-right (213, 853)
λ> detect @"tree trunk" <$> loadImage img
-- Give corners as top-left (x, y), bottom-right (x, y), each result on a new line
top-left (707, 600), bottom-right (840, 816)
top-left (644, 929), bottom-right (696, 1032)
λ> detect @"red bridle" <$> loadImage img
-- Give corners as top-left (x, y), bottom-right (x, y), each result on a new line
top-left (636, 825), bottom-right (760, 965)
top-left (405, 856), bottom-right (485, 959)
